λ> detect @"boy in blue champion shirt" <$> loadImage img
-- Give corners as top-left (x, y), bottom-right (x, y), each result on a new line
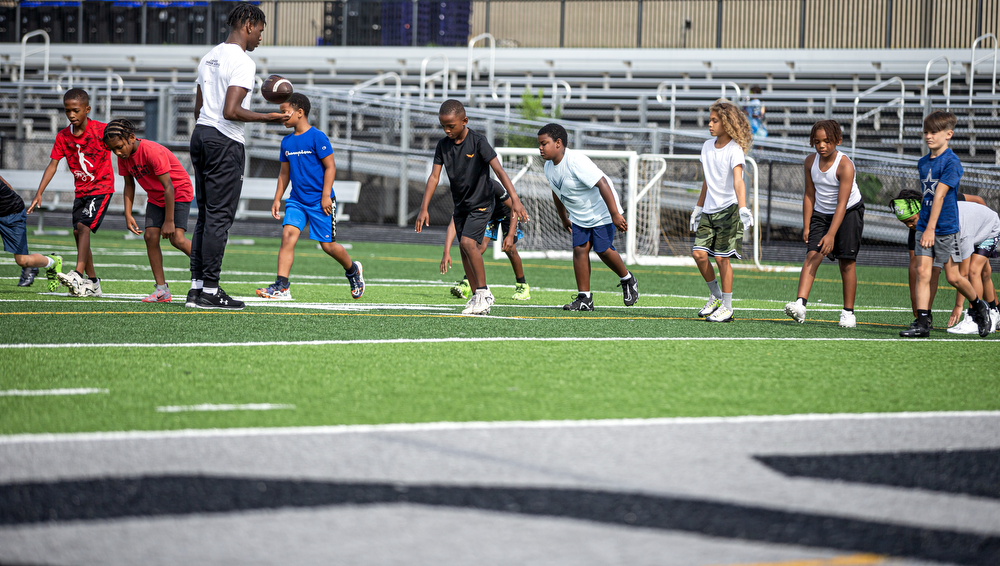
top-left (901, 110), bottom-right (990, 338)
top-left (258, 93), bottom-right (364, 300)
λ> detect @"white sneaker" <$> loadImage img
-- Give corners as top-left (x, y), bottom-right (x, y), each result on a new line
top-left (56, 271), bottom-right (86, 296)
top-left (706, 305), bottom-right (734, 322)
top-left (839, 309), bottom-right (856, 328)
top-left (698, 297), bottom-right (722, 317)
top-left (471, 291), bottom-right (494, 315)
top-left (947, 311), bottom-right (979, 335)
top-left (81, 278), bottom-right (103, 297)
top-left (461, 292), bottom-right (480, 315)
top-left (784, 301), bottom-right (806, 323)
top-left (990, 308), bottom-right (999, 333)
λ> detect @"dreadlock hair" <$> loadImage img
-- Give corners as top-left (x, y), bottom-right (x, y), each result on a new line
top-left (809, 120), bottom-right (843, 146)
top-left (226, 3), bottom-right (266, 30)
top-left (285, 93), bottom-right (311, 118)
top-left (895, 188), bottom-right (923, 202)
top-left (63, 88), bottom-right (89, 106)
top-left (103, 119), bottom-right (136, 145)
top-left (709, 99), bottom-right (753, 154)
top-left (537, 123), bottom-right (568, 147)
top-left (438, 99), bottom-right (466, 117)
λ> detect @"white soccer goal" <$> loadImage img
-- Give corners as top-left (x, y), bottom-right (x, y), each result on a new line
top-left (493, 147), bottom-right (764, 270)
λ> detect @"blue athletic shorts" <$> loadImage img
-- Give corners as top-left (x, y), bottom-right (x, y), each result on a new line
top-left (572, 222), bottom-right (616, 253)
top-left (484, 217), bottom-right (524, 243)
top-left (283, 199), bottom-right (336, 243)
top-left (0, 209), bottom-right (29, 255)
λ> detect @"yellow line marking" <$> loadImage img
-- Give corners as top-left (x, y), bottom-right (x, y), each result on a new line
top-left (705, 553), bottom-right (885, 566)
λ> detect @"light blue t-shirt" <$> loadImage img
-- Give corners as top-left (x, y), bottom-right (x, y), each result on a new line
top-left (544, 149), bottom-right (624, 228)
top-left (915, 148), bottom-right (963, 235)
top-left (279, 127), bottom-right (334, 207)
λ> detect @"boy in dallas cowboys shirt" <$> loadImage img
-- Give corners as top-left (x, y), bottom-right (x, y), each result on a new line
top-left (901, 110), bottom-right (990, 338)
top-left (258, 93), bottom-right (364, 301)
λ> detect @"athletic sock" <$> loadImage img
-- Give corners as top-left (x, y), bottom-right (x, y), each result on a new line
top-left (73, 270), bottom-right (84, 278)
top-left (276, 276), bottom-right (289, 287)
top-left (707, 279), bottom-right (722, 299)
top-left (43, 257), bottom-right (54, 269)
top-left (203, 286), bottom-right (219, 296)
top-left (344, 265), bottom-right (357, 277)
top-left (156, 284), bottom-right (169, 292)
top-left (89, 277), bottom-right (99, 283)
top-left (579, 291), bottom-right (592, 298)
top-left (722, 292), bottom-right (733, 310)
top-left (796, 297), bottom-right (808, 307)
top-left (516, 276), bottom-right (526, 284)
top-left (843, 307), bottom-right (853, 313)
top-left (191, 279), bottom-right (203, 290)
top-left (620, 272), bottom-right (632, 281)
top-left (989, 300), bottom-right (998, 310)
top-left (917, 309), bottom-right (931, 322)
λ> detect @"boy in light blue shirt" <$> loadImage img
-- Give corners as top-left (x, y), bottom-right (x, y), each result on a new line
top-left (537, 122), bottom-right (637, 311)
top-left (258, 93), bottom-right (364, 300)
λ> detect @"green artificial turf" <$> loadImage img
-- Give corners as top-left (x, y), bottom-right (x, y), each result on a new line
top-left (1, 230), bottom-right (998, 435)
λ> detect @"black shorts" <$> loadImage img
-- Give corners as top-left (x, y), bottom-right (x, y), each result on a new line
top-left (145, 200), bottom-right (192, 231)
top-left (807, 202), bottom-right (864, 261)
top-left (454, 204), bottom-right (494, 244)
top-left (72, 193), bottom-right (113, 232)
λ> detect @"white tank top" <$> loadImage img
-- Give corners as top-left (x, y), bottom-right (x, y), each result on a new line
top-left (810, 152), bottom-right (862, 215)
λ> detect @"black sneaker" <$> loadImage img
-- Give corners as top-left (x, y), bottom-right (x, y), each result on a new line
top-left (195, 288), bottom-right (244, 310)
top-left (347, 261), bottom-right (365, 299)
top-left (185, 288), bottom-right (202, 308)
top-left (618, 272), bottom-right (638, 306)
top-left (899, 318), bottom-right (930, 338)
top-left (564, 294), bottom-right (594, 311)
top-left (17, 267), bottom-right (38, 287)
top-left (972, 300), bottom-right (991, 338)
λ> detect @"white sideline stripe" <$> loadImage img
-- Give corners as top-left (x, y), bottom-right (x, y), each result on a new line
top-left (156, 403), bottom-right (295, 413)
top-left (1, 411), bottom-right (996, 444)
top-left (0, 388), bottom-right (108, 397)
top-left (0, 336), bottom-right (994, 349)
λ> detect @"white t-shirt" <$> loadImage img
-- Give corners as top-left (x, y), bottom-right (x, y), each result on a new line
top-left (958, 201), bottom-right (1000, 260)
top-left (544, 148), bottom-right (624, 228)
top-left (699, 138), bottom-right (746, 214)
top-left (810, 151), bottom-right (862, 214)
top-left (196, 43), bottom-right (256, 144)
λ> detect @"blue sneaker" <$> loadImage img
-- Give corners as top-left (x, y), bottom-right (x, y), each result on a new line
top-left (256, 281), bottom-right (291, 299)
top-left (347, 261), bottom-right (365, 299)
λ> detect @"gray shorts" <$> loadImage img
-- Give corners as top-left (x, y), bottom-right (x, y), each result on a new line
top-left (145, 200), bottom-right (192, 231)
top-left (914, 230), bottom-right (961, 267)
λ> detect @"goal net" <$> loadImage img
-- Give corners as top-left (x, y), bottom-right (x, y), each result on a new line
top-left (493, 147), bottom-right (763, 269)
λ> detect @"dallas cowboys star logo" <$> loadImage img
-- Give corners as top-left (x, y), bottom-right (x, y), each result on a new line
top-left (921, 169), bottom-right (938, 198)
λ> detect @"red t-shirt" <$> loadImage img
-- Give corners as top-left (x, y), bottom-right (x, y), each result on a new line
top-left (117, 139), bottom-right (194, 207)
top-left (50, 120), bottom-right (114, 197)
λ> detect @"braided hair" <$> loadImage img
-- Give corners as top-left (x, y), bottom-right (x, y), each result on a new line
top-left (226, 3), bottom-right (266, 30)
top-left (103, 118), bottom-right (136, 145)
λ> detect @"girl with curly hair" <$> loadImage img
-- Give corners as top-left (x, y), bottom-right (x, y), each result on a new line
top-left (690, 100), bottom-right (754, 322)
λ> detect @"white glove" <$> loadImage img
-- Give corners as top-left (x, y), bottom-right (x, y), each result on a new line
top-left (739, 207), bottom-right (754, 231)
top-left (689, 206), bottom-right (703, 232)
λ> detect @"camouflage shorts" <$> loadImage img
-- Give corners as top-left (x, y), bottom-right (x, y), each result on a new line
top-left (693, 203), bottom-right (743, 259)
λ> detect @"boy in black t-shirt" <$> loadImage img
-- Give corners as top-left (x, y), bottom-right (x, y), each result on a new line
top-left (415, 99), bottom-right (529, 315)
top-left (0, 175), bottom-right (62, 289)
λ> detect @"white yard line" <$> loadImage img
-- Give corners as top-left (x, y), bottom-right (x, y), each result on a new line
top-left (156, 403), bottom-right (295, 413)
top-left (0, 388), bottom-right (108, 396)
top-left (0, 411), bottom-right (996, 444)
top-left (0, 336), bottom-right (993, 350)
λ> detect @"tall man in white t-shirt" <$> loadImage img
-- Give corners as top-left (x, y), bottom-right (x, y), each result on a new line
top-left (187, 4), bottom-right (288, 310)
top-left (537, 123), bottom-right (638, 311)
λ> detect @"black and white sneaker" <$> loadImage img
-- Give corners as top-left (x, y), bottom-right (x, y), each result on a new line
top-left (899, 318), bottom-right (930, 338)
top-left (563, 294), bottom-right (594, 311)
top-left (17, 267), bottom-right (38, 287)
top-left (185, 288), bottom-right (202, 308)
top-left (618, 272), bottom-right (638, 306)
top-left (972, 300), bottom-right (991, 338)
top-left (195, 288), bottom-right (244, 310)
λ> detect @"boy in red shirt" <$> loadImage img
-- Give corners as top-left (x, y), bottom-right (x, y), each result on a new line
top-left (104, 119), bottom-right (194, 303)
top-left (27, 89), bottom-right (114, 297)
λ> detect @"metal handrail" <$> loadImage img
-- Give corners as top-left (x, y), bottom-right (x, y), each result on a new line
top-left (348, 72), bottom-right (402, 99)
top-left (851, 76), bottom-right (906, 157)
top-left (466, 33), bottom-right (496, 101)
top-left (104, 73), bottom-right (125, 122)
top-left (655, 80), bottom-right (742, 105)
top-left (551, 80), bottom-right (572, 114)
top-left (969, 33), bottom-right (998, 106)
top-left (923, 55), bottom-right (951, 114)
top-left (19, 30), bottom-right (50, 83)
top-left (419, 55), bottom-right (449, 101)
